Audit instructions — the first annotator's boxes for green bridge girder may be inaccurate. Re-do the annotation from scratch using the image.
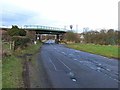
[25,28,66,34]
[24,25,67,34]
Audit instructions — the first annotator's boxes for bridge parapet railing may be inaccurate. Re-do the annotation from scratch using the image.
[24,25,66,31]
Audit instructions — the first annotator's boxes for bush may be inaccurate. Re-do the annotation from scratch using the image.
[63,31,80,43]
[2,50,12,58]
[8,25,26,36]
[19,29,26,36]
[12,36,30,50]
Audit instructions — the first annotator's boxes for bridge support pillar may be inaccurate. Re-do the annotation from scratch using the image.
[35,34,42,42]
[55,34,59,44]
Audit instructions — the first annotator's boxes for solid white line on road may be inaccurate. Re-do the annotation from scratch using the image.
[58,59,71,71]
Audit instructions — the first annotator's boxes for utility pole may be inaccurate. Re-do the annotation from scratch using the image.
[64,26,66,30]
[76,24,78,33]
[10,41,12,50]
[70,25,73,30]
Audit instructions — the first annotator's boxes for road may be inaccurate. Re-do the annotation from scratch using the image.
[38,41,119,88]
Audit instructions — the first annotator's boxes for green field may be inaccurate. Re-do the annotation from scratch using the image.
[2,42,42,88]
[67,43,119,59]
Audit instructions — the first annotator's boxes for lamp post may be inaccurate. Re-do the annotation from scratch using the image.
[76,24,78,33]
[70,25,73,30]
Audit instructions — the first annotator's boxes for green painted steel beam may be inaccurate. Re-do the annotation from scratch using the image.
[24,25,65,31]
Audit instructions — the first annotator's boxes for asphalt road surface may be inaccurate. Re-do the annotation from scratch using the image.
[39,41,119,88]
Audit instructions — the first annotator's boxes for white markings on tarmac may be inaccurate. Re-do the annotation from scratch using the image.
[103,57,107,58]
[69,54,73,56]
[62,52,65,54]
[106,68,111,71]
[73,58,118,76]
[90,54,93,55]
[97,67,101,70]
[98,63,102,66]
[74,59,77,60]
[48,51,71,71]
[72,78,77,82]
[50,45,119,83]
[104,73,120,83]
[49,58,57,71]
[58,59,71,71]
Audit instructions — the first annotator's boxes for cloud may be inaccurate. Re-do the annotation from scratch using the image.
[2,10,37,25]
[0,0,119,31]
[1,0,38,26]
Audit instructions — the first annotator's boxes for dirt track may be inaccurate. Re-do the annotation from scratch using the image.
[21,52,52,88]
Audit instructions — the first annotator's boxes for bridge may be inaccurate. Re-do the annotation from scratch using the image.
[1,25,67,43]
[23,25,67,34]
[23,25,67,43]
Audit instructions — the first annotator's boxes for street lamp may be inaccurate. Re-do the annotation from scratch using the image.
[70,25,73,30]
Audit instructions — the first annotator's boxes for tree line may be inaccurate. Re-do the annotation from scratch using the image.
[63,29,120,45]
[82,29,120,45]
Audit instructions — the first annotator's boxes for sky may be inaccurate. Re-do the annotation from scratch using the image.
[0,0,119,32]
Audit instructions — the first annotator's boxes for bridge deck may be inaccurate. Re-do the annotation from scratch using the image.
[24,25,66,32]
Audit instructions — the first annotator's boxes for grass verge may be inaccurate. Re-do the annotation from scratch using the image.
[2,42,42,88]
[66,43,119,59]
[14,42,42,56]
[2,56,23,88]
[0,40,2,89]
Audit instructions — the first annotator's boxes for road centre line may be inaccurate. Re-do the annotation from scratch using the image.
[53,55,71,71]
[58,59,71,70]
[48,51,71,71]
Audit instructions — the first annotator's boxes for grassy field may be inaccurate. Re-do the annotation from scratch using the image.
[67,43,119,59]
[2,42,42,88]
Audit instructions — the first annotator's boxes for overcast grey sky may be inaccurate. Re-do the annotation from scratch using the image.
[0,0,119,32]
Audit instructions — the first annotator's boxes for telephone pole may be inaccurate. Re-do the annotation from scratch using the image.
[76,24,78,33]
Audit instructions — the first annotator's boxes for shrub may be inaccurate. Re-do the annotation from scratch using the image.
[8,25,26,36]
[12,36,30,50]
